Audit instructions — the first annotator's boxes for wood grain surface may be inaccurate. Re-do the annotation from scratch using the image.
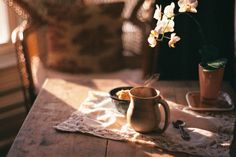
[6,74,236,157]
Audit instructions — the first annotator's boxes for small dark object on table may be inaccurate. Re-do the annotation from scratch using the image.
[172,120,191,141]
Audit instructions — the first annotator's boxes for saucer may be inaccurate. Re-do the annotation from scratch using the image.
[186,91,234,111]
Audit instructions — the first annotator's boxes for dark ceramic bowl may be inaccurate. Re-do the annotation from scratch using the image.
[109,86,133,115]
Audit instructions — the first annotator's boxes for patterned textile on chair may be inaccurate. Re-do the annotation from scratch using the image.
[22,1,125,73]
[7,0,154,74]
[24,0,154,73]
[45,2,125,73]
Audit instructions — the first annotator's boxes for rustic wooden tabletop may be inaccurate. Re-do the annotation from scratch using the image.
[6,72,236,157]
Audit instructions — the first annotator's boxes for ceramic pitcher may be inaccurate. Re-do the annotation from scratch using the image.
[127,86,170,133]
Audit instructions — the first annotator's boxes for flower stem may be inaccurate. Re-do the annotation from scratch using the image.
[176,12,207,45]
[163,36,171,40]
[160,19,171,40]
[185,13,207,45]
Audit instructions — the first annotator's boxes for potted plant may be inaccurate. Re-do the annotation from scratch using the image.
[147,0,227,103]
[198,45,227,103]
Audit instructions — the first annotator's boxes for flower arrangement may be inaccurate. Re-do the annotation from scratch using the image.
[147,0,227,71]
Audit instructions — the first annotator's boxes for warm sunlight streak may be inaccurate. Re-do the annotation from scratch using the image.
[43,79,90,109]
[0,1,10,44]
[164,99,219,135]
[42,78,131,110]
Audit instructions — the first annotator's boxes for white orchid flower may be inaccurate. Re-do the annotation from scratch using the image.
[151,29,160,38]
[168,33,181,48]
[178,0,198,13]
[164,2,175,19]
[156,18,175,34]
[153,4,162,20]
[148,33,157,47]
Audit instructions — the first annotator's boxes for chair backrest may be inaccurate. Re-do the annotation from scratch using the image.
[7,0,155,108]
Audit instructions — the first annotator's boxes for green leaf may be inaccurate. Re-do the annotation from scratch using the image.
[199,45,220,64]
[207,58,228,69]
[200,58,227,72]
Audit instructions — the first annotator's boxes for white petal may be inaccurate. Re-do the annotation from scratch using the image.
[153,5,162,20]
[168,33,181,48]
[178,0,198,13]
[190,8,197,13]
[164,2,175,18]
[164,19,175,33]
[148,35,157,47]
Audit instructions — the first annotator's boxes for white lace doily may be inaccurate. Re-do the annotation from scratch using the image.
[54,91,236,157]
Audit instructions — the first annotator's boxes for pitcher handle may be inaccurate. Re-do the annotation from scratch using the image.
[156,98,170,133]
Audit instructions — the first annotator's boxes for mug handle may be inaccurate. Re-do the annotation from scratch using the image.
[155,98,170,133]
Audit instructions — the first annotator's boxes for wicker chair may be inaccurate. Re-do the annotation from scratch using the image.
[6,0,155,110]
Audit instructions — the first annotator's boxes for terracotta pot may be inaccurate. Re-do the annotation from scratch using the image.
[198,64,224,103]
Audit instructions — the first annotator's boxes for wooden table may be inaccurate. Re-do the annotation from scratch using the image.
[6,71,236,157]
